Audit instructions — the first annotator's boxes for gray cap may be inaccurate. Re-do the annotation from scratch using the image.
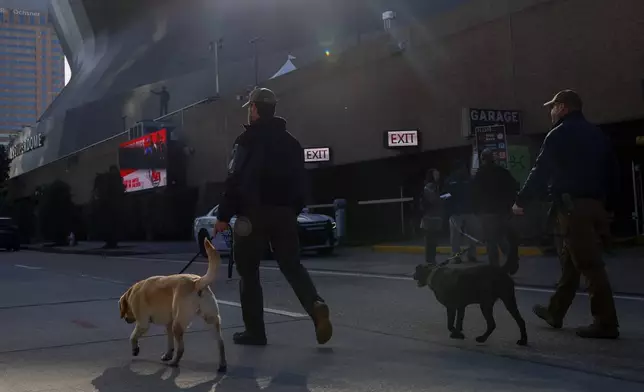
[242,87,278,108]
[543,89,583,110]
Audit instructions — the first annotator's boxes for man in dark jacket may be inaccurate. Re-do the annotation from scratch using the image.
[471,149,519,272]
[215,88,332,346]
[512,90,620,339]
[444,161,478,263]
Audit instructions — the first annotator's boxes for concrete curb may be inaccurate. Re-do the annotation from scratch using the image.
[23,246,155,257]
[372,245,544,257]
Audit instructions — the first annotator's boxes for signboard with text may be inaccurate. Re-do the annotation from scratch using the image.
[304,147,331,163]
[474,124,509,168]
[465,108,522,137]
[8,133,45,160]
[383,129,421,149]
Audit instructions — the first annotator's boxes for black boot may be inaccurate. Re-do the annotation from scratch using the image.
[312,301,333,345]
[576,324,619,339]
[233,331,267,346]
[533,305,563,329]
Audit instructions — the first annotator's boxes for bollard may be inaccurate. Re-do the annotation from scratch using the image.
[333,199,347,245]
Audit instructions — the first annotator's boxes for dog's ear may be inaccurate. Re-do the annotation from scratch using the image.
[119,288,131,319]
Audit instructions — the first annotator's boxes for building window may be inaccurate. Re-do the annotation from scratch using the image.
[0,116,37,123]
[0,108,37,115]
[0,75,36,82]
[0,92,34,98]
[0,68,37,75]
[1,43,36,50]
[0,36,37,42]
[3,28,35,34]
[0,51,35,58]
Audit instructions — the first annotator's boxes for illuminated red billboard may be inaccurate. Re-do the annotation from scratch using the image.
[118,129,168,193]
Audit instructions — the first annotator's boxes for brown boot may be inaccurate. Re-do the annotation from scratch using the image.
[532,305,563,329]
[312,301,333,344]
[576,324,619,339]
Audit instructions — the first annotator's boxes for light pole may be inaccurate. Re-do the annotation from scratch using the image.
[249,36,262,87]
[209,38,223,96]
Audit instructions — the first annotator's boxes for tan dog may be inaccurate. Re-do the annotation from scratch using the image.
[119,238,227,371]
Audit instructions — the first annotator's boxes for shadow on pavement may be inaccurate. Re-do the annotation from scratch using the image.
[90,347,330,392]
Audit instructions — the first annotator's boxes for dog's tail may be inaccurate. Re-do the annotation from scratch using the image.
[196,237,221,291]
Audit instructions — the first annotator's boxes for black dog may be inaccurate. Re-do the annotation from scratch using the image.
[413,262,528,346]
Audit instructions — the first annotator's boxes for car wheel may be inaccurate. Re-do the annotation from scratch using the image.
[317,247,334,256]
[198,230,209,257]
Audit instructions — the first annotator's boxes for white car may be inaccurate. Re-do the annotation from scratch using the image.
[193,205,338,257]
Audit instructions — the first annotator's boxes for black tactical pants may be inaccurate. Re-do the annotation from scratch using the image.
[234,206,324,336]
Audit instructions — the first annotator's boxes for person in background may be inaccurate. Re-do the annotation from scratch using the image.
[444,161,478,263]
[512,89,620,339]
[471,148,520,273]
[214,87,332,346]
[419,168,442,264]
[152,86,170,117]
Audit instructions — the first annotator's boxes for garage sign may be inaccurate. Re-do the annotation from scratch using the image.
[463,108,522,137]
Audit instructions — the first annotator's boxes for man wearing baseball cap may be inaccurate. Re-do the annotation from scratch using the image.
[214,87,332,346]
[512,90,620,339]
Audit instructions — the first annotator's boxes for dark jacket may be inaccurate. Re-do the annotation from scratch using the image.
[443,169,474,216]
[420,181,442,218]
[217,117,307,222]
[471,162,519,214]
[516,111,619,210]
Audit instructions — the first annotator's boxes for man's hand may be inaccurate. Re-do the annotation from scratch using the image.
[214,220,230,234]
[512,203,525,216]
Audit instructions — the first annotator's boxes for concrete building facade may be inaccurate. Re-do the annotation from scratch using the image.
[6,0,644,241]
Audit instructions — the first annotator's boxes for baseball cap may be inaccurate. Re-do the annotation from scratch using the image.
[242,87,278,108]
[543,89,583,109]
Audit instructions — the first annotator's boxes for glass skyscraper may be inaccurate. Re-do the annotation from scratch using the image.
[0,6,64,146]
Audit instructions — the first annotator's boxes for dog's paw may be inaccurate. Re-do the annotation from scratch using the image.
[217,364,228,373]
[475,335,488,343]
[449,331,465,340]
[132,347,140,357]
[516,338,528,346]
[161,350,174,362]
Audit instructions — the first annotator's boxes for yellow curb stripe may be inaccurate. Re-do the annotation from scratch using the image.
[372,245,543,257]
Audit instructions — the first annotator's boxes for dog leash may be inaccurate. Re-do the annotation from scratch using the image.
[178,229,235,277]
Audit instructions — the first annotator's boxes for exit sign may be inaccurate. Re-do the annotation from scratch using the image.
[304,147,331,163]
[383,129,421,149]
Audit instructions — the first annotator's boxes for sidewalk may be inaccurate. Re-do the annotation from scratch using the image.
[290,247,644,297]
[23,241,196,256]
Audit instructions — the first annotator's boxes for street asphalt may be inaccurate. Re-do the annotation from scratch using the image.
[1,249,643,391]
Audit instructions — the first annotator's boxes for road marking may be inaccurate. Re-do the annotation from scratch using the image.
[217,300,308,319]
[14,264,42,270]
[80,274,126,285]
[112,256,644,302]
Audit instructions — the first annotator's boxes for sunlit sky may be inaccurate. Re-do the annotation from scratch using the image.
[64,56,71,85]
